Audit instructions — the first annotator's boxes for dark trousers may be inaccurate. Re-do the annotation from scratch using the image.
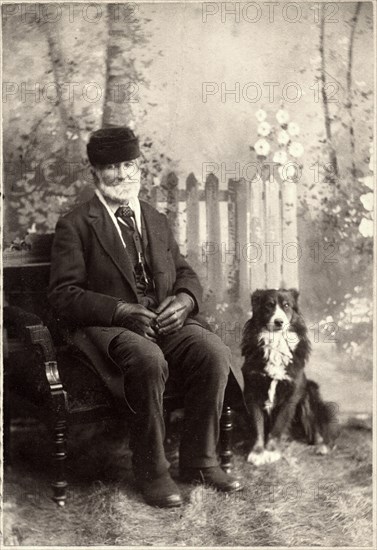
[108,321,231,480]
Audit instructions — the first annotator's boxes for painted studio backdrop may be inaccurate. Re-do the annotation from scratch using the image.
[2,2,375,547]
[3,3,373,425]
[3,2,374,415]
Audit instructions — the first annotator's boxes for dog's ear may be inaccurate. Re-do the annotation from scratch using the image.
[251,289,264,312]
[289,288,300,309]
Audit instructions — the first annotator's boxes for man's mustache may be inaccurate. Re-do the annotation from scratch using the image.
[104,179,140,185]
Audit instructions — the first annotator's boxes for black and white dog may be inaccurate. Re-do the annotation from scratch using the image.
[242,289,335,466]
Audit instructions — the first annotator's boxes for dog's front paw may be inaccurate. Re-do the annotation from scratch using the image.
[264,449,282,463]
[247,447,281,466]
[247,446,265,466]
[316,443,330,455]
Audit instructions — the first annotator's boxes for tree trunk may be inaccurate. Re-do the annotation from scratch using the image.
[39,9,84,163]
[319,6,339,179]
[346,2,362,177]
[102,4,145,128]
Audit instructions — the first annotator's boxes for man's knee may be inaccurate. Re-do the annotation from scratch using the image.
[194,332,232,380]
[110,332,168,380]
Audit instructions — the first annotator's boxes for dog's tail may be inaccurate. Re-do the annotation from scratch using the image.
[293,380,339,445]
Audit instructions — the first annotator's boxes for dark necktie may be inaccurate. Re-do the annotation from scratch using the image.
[115,205,135,230]
[115,204,151,289]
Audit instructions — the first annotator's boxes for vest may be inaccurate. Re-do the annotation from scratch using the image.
[116,214,158,308]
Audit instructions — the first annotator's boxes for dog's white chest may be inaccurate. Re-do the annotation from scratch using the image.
[259,330,299,413]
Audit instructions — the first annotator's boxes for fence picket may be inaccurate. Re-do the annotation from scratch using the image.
[281,180,299,288]
[249,177,265,291]
[186,173,200,268]
[236,178,249,305]
[164,172,179,239]
[265,176,282,289]
[227,179,238,300]
[205,173,223,301]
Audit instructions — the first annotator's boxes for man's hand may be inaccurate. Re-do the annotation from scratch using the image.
[155,292,195,335]
[112,302,158,342]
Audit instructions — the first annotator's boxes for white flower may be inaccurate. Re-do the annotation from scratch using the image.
[288,122,300,136]
[277,130,290,145]
[360,192,374,211]
[257,121,271,136]
[288,141,304,158]
[273,150,288,165]
[255,109,267,122]
[358,218,373,237]
[254,139,270,157]
[276,109,289,125]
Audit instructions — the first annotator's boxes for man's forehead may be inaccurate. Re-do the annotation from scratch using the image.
[96,159,140,169]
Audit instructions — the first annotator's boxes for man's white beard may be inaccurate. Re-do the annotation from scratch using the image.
[97,180,141,204]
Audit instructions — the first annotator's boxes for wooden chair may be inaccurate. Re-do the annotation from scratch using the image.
[3,234,234,507]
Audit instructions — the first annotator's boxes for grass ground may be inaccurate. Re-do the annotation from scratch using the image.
[2,345,374,547]
[2,424,373,547]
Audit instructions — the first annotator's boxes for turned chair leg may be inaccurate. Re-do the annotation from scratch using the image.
[51,417,68,507]
[219,405,233,473]
[22,325,69,506]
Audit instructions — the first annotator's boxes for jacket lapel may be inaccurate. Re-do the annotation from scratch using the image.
[88,196,138,299]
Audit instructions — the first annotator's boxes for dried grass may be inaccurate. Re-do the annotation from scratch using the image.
[3,423,372,547]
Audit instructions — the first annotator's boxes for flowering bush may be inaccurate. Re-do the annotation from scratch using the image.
[358,142,374,238]
[251,107,304,174]
[300,136,374,373]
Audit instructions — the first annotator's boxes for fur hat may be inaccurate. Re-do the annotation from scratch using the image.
[87,126,140,165]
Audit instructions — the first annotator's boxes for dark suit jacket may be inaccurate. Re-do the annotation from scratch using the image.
[49,194,244,410]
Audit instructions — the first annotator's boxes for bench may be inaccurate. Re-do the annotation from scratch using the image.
[3,233,234,507]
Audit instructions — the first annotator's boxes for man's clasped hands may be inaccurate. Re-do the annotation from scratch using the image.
[112,292,195,341]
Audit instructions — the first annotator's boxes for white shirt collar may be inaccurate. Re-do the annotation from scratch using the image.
[95,189,142,237]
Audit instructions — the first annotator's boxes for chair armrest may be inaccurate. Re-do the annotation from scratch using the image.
[24,325,67,406]
[3,305,44,338]
[4,305,68,412]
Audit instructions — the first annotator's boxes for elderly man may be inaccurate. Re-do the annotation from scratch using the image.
[49,127,244,507]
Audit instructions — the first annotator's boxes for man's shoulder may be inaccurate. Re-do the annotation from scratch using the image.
[140,199,167,222]
[59,194,98,224]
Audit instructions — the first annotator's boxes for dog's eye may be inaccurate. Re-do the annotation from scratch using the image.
[283,303,290,310]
